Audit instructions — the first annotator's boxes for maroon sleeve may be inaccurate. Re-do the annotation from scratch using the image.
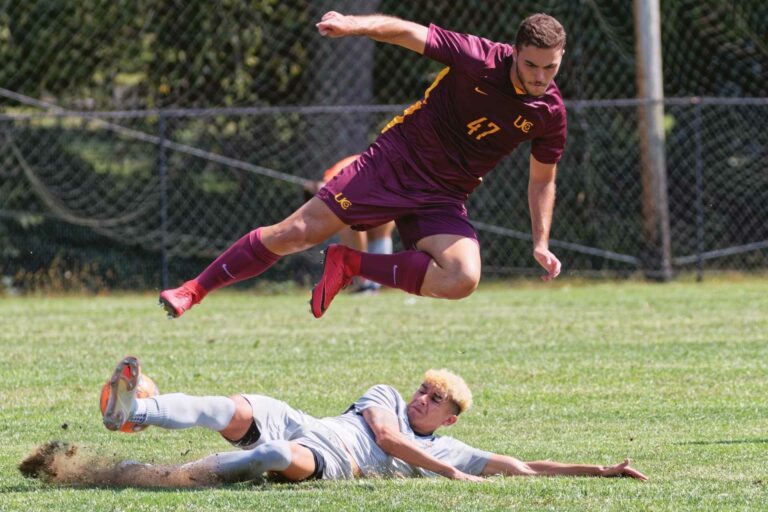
[531,106,567,164]
[423,23,493,71]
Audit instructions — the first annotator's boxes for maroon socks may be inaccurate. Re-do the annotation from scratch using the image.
[189,231,431,299]
[357,250,432,295]
[194,228,281,295]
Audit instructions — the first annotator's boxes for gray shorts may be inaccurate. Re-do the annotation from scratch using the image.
[237,394,355,480]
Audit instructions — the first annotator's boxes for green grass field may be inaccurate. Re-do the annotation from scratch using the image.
[1,277,766,511]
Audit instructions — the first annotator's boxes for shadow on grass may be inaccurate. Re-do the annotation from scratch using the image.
[674,439,768,446]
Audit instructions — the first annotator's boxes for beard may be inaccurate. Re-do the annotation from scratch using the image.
[514,62,547,96]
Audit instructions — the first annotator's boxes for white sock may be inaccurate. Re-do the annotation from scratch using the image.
[129,393,236,431]
[368,237,392,255]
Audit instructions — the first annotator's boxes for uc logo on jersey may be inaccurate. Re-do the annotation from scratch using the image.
[514,115,534,133]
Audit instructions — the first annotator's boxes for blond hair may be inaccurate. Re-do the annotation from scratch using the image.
[423,369,473,414]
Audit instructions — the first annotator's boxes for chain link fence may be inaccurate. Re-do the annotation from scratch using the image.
[0,1,766,291]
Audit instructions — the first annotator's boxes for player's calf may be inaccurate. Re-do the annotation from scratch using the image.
[181,441,294,483]
[158,228,282,319]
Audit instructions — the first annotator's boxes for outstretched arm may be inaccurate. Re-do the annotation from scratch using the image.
[528,154,561,281]
[481,454,648,481]
[362,407,483,481]
[316,11,428,54]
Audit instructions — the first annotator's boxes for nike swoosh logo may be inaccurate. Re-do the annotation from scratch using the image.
[222,263,235,279]
[392,264,398,286]
[474,86,488,96]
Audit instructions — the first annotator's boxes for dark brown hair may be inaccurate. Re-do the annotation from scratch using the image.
[515,13,566,50]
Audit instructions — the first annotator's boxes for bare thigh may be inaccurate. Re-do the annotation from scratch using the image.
[260,197,347,255]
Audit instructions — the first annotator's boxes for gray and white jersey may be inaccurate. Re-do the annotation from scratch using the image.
[321,385,491,477]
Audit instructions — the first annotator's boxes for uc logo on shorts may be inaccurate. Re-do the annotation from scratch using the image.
[334,193,352,210]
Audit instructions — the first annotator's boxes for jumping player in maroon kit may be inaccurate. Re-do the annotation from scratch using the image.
[160,11,567,319]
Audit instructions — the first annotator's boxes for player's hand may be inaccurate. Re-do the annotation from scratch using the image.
[316,11,355,38]
[601,459,648,481]
[533,246,561,281]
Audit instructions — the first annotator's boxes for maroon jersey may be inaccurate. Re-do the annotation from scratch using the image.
[377,24,567,197]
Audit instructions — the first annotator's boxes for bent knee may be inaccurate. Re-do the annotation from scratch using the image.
[252,440,292,471]
[265,221,314,253]
[219,395,254,440]
[443,268,480,299]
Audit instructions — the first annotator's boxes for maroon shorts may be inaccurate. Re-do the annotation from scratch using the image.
[316,143,477,250]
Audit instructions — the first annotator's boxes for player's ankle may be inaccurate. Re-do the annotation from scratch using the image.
[129,398,147,424]
[186,279,208,301]
[342,246,362,275]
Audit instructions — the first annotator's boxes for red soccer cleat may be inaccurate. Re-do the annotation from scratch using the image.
[159,280,206,319]
[310,244,358,318]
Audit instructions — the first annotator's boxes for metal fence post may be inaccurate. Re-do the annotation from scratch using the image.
[634,0,673,281]
[158,112,169,290]
[693,100,704,281]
